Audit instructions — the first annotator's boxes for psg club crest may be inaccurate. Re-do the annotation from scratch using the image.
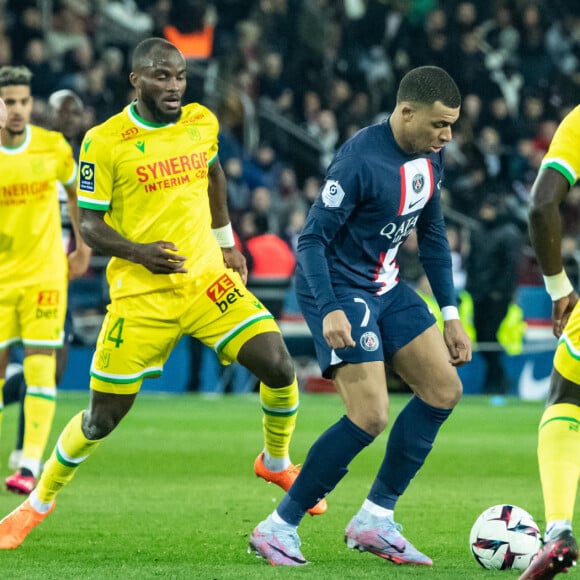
[412,174,425,193]
[360,332,379,352]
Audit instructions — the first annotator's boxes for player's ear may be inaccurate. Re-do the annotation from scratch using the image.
[129,72,139,90]
[400,102,415,122]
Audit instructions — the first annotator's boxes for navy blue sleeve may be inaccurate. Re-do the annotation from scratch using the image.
[416,193,456,309]
[297,154,362,317]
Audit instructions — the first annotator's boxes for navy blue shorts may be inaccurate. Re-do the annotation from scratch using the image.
[297,282,436,378]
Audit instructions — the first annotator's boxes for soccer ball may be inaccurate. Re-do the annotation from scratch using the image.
[469,504,541,570]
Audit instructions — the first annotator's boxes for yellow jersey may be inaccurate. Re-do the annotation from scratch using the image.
[77,101,224,300]
[541,104,580,186]
[0,124,76,285]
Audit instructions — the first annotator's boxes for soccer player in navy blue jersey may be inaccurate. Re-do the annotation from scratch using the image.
[250,65,473,567]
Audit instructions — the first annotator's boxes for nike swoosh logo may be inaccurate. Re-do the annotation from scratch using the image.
[378,534,405,553]
[268,542,307,564]
[409,199,424,209]
[518,360,550,401]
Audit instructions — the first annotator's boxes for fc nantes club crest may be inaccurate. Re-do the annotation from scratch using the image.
[186,126,201,142]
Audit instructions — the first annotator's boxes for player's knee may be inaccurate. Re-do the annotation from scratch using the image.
[82,409,121,440]
[357,416,388,437]
[432,377,463,409]
[545,371,580,406]
[260,349,295,388]
[238,335,295,387]
[351,408,389,437]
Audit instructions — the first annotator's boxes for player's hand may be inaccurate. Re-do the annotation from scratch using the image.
[552,291,578,338]
[67,244,92,280]
[132,241,188,274]
[443,319,472,367]
[222,246,248,284]
[322,310,356,349]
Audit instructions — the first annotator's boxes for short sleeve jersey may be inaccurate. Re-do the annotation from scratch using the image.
[77,102,223,299]
[540,104,580,186]
[0,125,76,285]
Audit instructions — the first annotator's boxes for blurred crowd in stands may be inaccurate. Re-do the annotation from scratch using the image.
[2,0,580,391]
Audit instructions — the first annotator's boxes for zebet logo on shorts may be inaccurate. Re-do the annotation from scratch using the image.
[207,273,245,313]
[36,290,60,319]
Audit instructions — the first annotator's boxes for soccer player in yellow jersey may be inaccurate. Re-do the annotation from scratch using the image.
[0,37,325,550]
[0,66,91,495]
[519,105,580,580]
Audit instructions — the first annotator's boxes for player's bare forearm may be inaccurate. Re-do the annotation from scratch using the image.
[528,168,570,276]
[79,207,187,274]
[207,159,231,228]
[65,183,84,243]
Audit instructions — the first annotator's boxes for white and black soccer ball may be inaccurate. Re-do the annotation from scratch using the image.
[469,504,542,571]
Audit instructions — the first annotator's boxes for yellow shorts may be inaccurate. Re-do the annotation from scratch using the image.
[555,301,580,383]
[0,280,67,350]
[90,269,280,394]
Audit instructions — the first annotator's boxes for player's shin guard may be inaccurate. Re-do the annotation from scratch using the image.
[35,411,102,503]
[21,354,57,476]
[538,403,580,522]
[260,379,299,459]
[369,396,452,509]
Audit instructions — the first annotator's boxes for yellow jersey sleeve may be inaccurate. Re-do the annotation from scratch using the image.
[77,102,225,299]
[0,125,75,285]
[541,105,580,186]
[77,128,114,211]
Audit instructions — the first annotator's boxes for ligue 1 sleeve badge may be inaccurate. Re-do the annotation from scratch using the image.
[79,161,95,193]
[321,179,345,208]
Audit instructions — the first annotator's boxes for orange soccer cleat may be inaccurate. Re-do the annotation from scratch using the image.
[254,452,328,516]
[0,498,55,549]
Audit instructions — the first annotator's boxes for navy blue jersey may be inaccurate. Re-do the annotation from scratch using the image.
[296,118,455,318]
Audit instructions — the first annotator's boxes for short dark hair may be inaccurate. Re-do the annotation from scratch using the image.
[396,66,461,108]
[0,66,32,89]
[131,37,180,71]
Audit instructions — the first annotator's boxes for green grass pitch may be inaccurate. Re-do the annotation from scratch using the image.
[0,391,568,579]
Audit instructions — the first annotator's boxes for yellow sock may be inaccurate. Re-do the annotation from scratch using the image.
[36,411,101,503]
[260,378,299,459]
[538,403,580,522]
[21,354,57,476]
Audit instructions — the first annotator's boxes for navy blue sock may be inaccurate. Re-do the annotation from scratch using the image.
[3,371,26,449]
[368,396,452,510]
[277,415,374,526]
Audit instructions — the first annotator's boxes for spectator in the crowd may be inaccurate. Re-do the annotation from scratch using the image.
[518,3,551,92]
[465,193,524,395]
[476,125,508,190]
[257,50,293,116]
[486,95,520,146]
[250,186,279,235]
[301,175,322,207]
[245,141,284,192]
[21,38,59,99]
[308,109,339,172]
